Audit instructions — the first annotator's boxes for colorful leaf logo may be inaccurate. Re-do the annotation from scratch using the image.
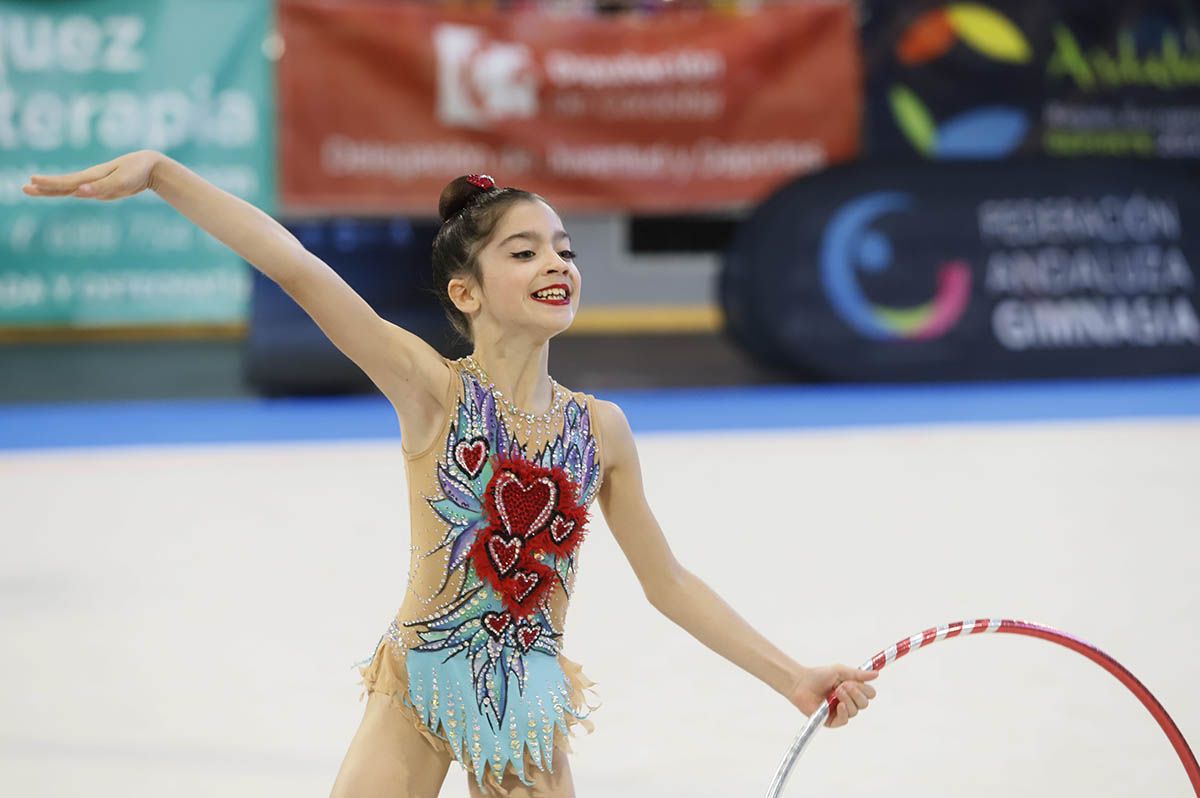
[897,3,1031,65]
[888,85,937,155]
[890,3,1032,159]
[936,108,1030,157]
[897,9,957,65]
[945,3,1031,63]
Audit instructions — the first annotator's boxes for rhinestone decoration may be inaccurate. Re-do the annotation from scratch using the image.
[462,355,566,442]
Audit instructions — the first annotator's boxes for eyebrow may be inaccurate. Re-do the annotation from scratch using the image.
[497,230,571,247]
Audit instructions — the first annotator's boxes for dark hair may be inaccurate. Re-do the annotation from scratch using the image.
[431,176,542,342]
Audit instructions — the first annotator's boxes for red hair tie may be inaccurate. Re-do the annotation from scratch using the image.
[466,174,497,190]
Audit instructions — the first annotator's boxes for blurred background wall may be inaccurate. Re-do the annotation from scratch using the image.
[2,0,1199,400]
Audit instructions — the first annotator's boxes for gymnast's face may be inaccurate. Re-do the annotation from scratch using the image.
[462,199,581,340]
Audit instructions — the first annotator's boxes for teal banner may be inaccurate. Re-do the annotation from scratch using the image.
[0,0,275,329]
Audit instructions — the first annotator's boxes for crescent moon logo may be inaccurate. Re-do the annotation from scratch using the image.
[820,191,971,341]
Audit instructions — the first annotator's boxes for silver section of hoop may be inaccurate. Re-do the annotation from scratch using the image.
[762,700,830,798]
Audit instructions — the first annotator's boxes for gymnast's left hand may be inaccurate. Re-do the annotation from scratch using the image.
[788,664,878,728]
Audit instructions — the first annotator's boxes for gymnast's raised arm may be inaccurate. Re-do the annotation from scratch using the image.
[22,150,450,422]
[593,398,878,729]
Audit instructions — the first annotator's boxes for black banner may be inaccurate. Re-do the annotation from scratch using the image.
[863,0,1200,160]
[720,159,1200,381]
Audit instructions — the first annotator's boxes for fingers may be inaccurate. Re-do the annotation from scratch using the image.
[838,677,876,701]
[842,682,872,709]
[74,171,128,200]
[838,664,878,681]
[825,693,850,728]
[823,672,878,728]
[31,161,116,190]
[22,181,76,197]
[838,684,861,716]
[25,162,117,197]
[823,686,855,727]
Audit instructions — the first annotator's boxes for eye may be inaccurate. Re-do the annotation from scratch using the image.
[510,250,536,259]
[559,249,577,261]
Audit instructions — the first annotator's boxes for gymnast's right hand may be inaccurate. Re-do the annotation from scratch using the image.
[23,150,161,202]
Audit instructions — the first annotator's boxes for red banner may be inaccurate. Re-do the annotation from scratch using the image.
[278,0,861,214]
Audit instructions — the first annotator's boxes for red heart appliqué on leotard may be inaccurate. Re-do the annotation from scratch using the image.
[494,470,557,539]
[482,610,511,639]
[548,514,575,545]
[468,455,591,619]
[516,622,541,652]
[511,570,541,602]
[486,534,522,577]
[454,437,489,479]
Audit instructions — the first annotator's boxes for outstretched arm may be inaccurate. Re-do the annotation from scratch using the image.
[23,151,448,414]
[593,399,877,727]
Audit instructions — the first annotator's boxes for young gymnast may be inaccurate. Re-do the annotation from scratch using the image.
[25,153,878,798]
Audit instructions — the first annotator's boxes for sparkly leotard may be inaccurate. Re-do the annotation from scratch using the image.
[357,356,604,792]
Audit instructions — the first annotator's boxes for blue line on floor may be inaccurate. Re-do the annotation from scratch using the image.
[1,377,1197,451]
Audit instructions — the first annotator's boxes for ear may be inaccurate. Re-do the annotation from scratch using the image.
[448,274,482,316]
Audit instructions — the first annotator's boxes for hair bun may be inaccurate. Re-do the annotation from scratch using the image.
[438,174,499,222]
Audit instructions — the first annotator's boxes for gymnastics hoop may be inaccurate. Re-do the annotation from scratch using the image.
[764,618,1199,798]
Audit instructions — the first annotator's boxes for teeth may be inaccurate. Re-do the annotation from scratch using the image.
[533,288,567,300]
